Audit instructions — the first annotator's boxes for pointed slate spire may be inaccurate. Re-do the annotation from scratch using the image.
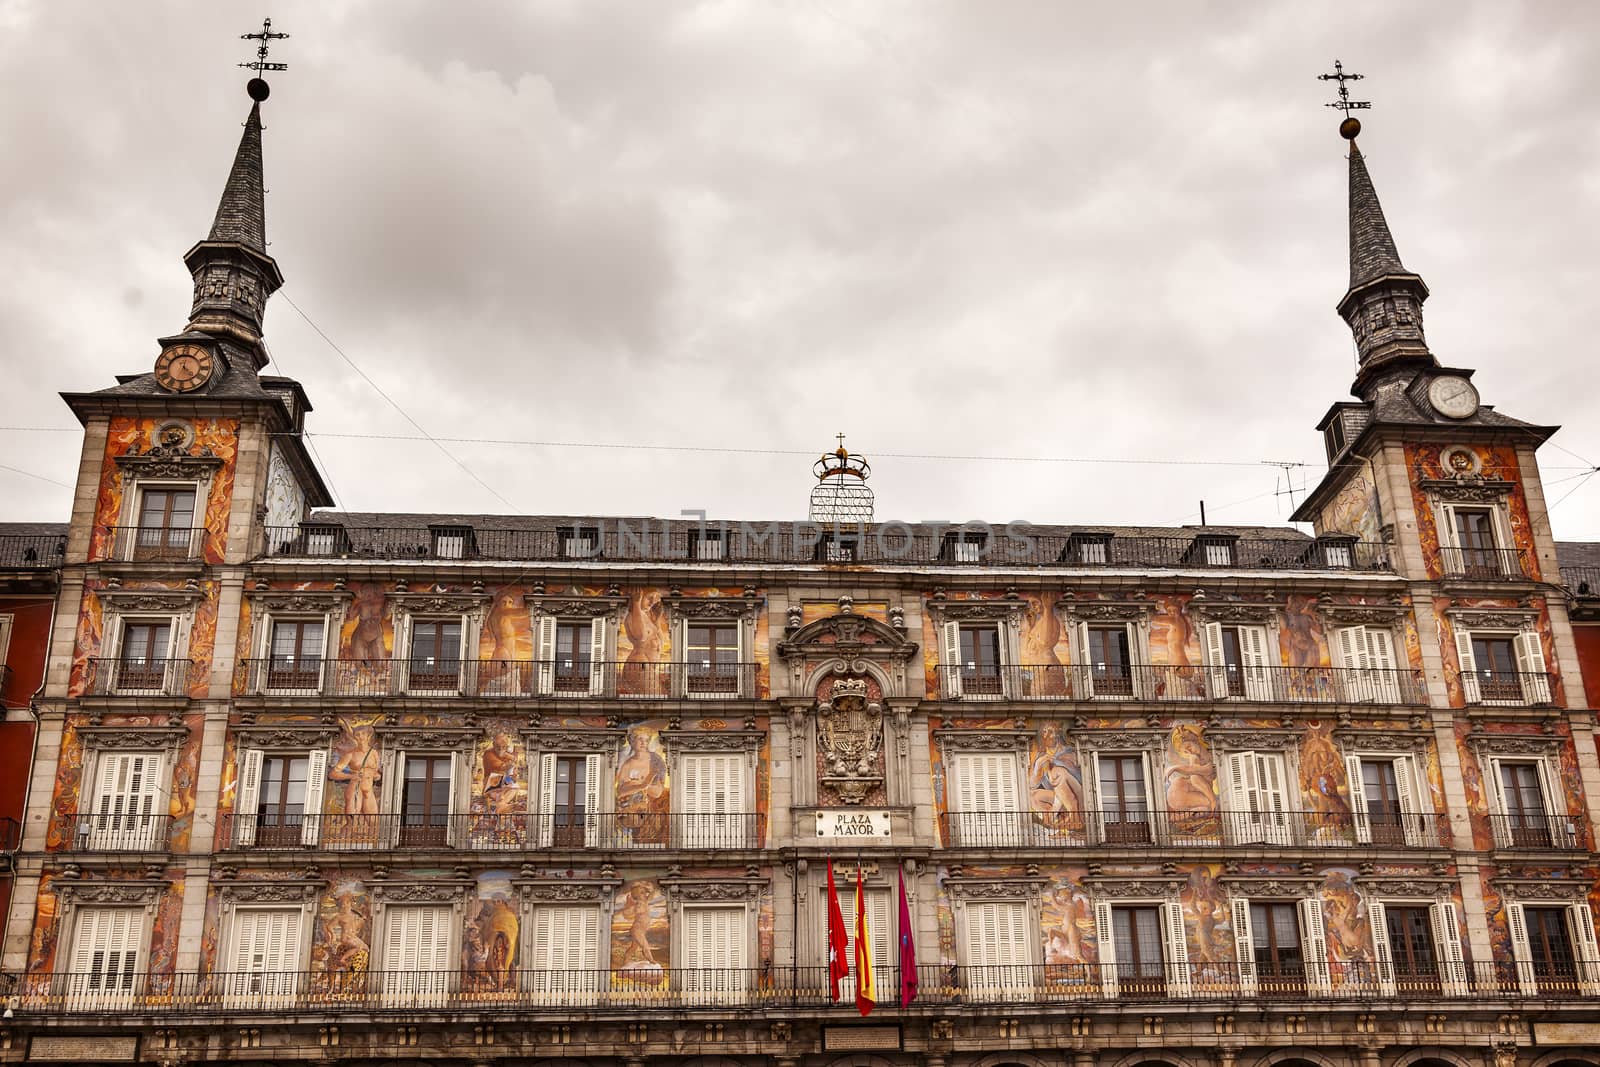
[1347,143,1406,289]
[181,93,284,367]
[207,101,268,253]
[1334,122,1435,390]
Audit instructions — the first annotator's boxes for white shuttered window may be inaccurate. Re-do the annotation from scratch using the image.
[965,900,1031,1000]
[679,753,746,849]
[382,905,454,1006]
[87,751,165,850]
[683,905,748,1002]
[835,886,893,1004]
[1223,751,1291,845]
[228,907,303,1001]
[66,906,143,1004]
[529,904,602,1003]
[1335,625,1401,703]
[951,751,1024,846]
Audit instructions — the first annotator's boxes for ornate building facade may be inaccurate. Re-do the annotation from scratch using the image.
[2,69,1600,1067]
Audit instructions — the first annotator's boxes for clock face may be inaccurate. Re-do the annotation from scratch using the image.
[1427,375,1479,420]
[154,343,216,393]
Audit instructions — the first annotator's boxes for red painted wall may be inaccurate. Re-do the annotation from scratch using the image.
[1575,622,1600,712]
[0,594,50,923]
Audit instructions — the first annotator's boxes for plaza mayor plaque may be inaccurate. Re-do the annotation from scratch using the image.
[814,809,891,840]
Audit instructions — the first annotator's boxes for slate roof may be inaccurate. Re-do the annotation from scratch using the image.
[206,101,267,253]
[1348,143,1411,290]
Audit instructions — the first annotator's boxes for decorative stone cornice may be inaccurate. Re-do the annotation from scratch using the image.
[513,880,619,905]
[935,728,1032,753]
[1493,878,1588,902]
[525,593,628,618]
[1186,591,1282,625]
[97,585,205,610]
[661,728,763,754]
[926,598,1022,623]
[77,725,189,751]
[1056,595,1150,622]
[1419,476,1516,504]
[371,880,473,904]
[664,592,764,621]
[245,589,351,613]
[1445,604,1537,630]
[1335,729,1431,754]
[1073,726,1165,751]
[1205,726,1299,751]
[114,441,224,480]
[1358,877,1454,901]
[57,879,166,906]
[219,879,326,904]
[523,725,625,750]
[1468,732,1560,757]
[1316,592,1408,626]
[1083,877,1184,899]
[391,590,492,616]
[946,877,1047,900]
[663,879,764,902]
[234,725,338,750]
[1220,876,1321,896]
[375,723,480,749]
[776,612,917,662]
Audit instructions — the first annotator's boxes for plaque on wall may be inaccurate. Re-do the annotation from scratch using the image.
[815,809,892,840]
[823,1023,902,1051]
[29,1036,139,1062]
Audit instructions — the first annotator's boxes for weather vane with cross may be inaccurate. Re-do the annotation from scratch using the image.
[239,17,289,102]
[1318,60,1370,141]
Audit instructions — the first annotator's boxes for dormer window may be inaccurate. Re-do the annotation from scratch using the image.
[429,525,474,560]
[560,526,600,559]
[689,528,725,560]
[817,533,858,562]
[301,524,349,556]
[1064,533,1112,565]
[939,531,987,563]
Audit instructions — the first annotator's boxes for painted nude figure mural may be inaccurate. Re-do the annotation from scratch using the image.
[329,719,382,843]
[612,879,668,988]
[1028,724,1083,835]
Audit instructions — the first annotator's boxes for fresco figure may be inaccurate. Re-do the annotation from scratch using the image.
[329,721,382,844]
[344,584,387,662]
[1028,724,1083,835]
[614,725,669,843]
[462,874,518,993]
[613,880,668,987]
[481,733,524,815]
[315,884,370,997]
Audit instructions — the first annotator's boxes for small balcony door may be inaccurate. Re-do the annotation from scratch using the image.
[399,755,454,847]
[1451,507,1501,577]
[951,751,1025,846]
[965,899,1030,1001]
[225,907,303,1006]
[685,621,741,697]
[257,755,309,847]
[267,619,325,693]
[1224,751,1291,845]
[956,622,1004,698]
[535,617,606,696]
[682,904,748,1004]
[679,753,746,849]
[381,905,454,1006]
[133,487,196,560]
[1492,759,1556,848]
[1092,753,1151,844]
[87,751,164,850]
[833,885,892,1006]
[1203,623,1272,700]
[116,620,173,694]
[1079,623,1135,699]
[1102,905,1166,998]
[1248,901,1306,995]
[538,752,600,848]
[528,904,602,1004]
[407,620,462,692]
[64,906,143,1008]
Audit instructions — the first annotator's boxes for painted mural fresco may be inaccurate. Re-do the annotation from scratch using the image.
[1319,463,1384,546]
[326,716,383,846]
[69,578,220,698]
[88,416,237,564]
[1040,867,1095,973]
[1406,442,1540,581]
[462,871,519,992]
[311,875,371,993]
[616,723,670,843]
[1436,595,1565,709]
[43,712,203,853]
[612,878,669,989]
[1298,720,1353,840]
[25,869,186,980]
[1028,722,1085,836]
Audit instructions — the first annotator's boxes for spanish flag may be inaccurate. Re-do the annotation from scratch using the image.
[854,862,875,1015]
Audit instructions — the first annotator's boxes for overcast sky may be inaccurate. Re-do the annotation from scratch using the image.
[2,2,1597,540]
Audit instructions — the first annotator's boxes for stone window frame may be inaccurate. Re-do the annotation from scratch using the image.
[1074,727,1167,845]
[1055,597,1156,701]
[1466,731,1573,848]
[244,589,350,697]
[663,876,765,980]
[524,591,627,699]
[93,587,204,699]
[372,724,481,849]
[368,878,474,975]
[390,590,492,696]
[663,592,763,701]
[1446,607,1552,708]
[946,876,1046,978]
[214,878,324,980]
[512,878,620,976]
[1185,593,1287,703]
[50,877,167,983]
[926,596,1027,702]
[71,725,188,852]
[109,423,223,563]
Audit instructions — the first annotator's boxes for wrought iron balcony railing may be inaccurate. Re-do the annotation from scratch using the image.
[259,524,1391,572]
[16,959,1598,1015]
[85,657,196,698]
[935,663,1425,704]
[1440,546,1530,581]
[235,658,758,699]
[104,525,206,563]
[63,812,171,852]
[1487,812,1582,851]
[1462,669,1556,707]
[224,811,763,851]
[0,533,65,569]
[941,809,1444,849]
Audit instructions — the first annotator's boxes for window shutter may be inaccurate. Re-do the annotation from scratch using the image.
[1201,622,1230,699]
[1454,629,1482,704]
[380,749,404,849]
[1074,623,1094,700]
[445,751,464,847]
[1092,900,1117,998]
[1162,901,1191,998]
[1429,901,1468,996]
[235,749,263,846]
[1256,753,1291,844]
[680,754,745,849]
[1535,759,1568,847]
[232,908,302,998]
[535,615,557,696]
[165,615,189,695]
[684,905,747,1001]
[1506,902,1537,995]
[1484,758,1512,848]
[1364,627,1400,702]
[1082,754,1102,845]
[837,888,892,1003]
[536,753,557,848]
[90,751,164,850]
[1224,752,1256,844]
[531,904,603,1001]
[588,617,607,696]
[391,613,411,693]
[301,748,328,846]
[1514,631,1551,704]
[583,753,602,847]
[952,752,1022,846]
[1569,903,1600,995]
[1367,901,1395,996]
[669,616,689,698]
[1393,755,1424,847]
[966,900,1029,999]
[1240,625,1272,700]
[940,621,963,698]
[1345,755,1371,844]
[70,906,142,998]
[1298,898,1331,995]
[1335,625,1370,702]
[1231,898,1257,996]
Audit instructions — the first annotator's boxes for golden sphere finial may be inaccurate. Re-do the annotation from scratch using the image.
[1339,116,1362,141]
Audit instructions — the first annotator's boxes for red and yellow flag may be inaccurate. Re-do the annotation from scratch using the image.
[826,859,850,1001]
[854,862,875,1015]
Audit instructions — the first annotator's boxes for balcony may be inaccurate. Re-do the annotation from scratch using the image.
[14,959,1594,1016]
[223,811,763,851]
[1488,812,1581,851]
[1463,669,1555,707]
[260,523,1392,572]
[941,809,1443,849]
[0,533,65,569]
[935,663,1425,704]
[63,812,170,852]
[235,659,758,700]
[1441,546,1529,581]
[105,525,205,563]
[84,657,196,698]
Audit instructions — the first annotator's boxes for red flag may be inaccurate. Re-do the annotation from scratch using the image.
[897,865,918,1006]
[854,862,876,1015]
[826,859,850,1001]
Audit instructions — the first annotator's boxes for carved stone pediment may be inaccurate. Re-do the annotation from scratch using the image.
[1315,592,1409,626]
[1420,476,1516,504]
[663,879,764,902]
[662,729,763,754]
[97,585,204,610]
[1205,727,1299,752]
[513,880,619,905]
[665,593,763,621]
[1073,727,1165,752]
[523,726,624,750]
[1187,592,1283,625]
[1335,729,1431,754]
[375,724,480,750]
[391,590,491,616]
[220,880,326,904]
[926,598,1022,623]
[371,880,472,904]
[234,725,338,750]
[115,441,224,480]
[1358,877,1454,901]
[947,878,1047,900]
[525,593,628,618]
[78,725,189,751]
[1446,606,1537,630]
[1056,596,1150,622]
[1220,876,1321,896]
[777,613,917,662]
[57,880,166,906]
[1468,733,1559,757]
[935,729,1031,753]
[1494,878,1587,902]
[245,589,352,613]
[1083,877,1184,899]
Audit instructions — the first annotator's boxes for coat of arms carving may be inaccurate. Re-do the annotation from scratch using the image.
[817,676,884,805]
